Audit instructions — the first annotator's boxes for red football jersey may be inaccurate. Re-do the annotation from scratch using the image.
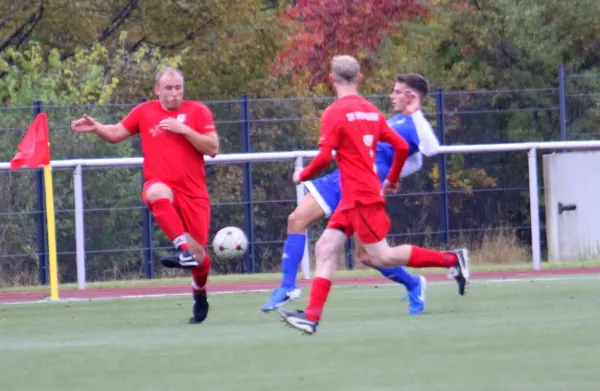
[309,95,408,210]
[120,100,216,198]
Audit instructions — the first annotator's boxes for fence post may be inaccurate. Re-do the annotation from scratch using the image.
[33,101,48,285]
[345,238,354,270]
[435,89,450,247]
[295,157,311,279]
[558,63,568,141]
[241,95,256,273]
[73,164,86,289]
[137,98,153,279]
[527,148,541,270]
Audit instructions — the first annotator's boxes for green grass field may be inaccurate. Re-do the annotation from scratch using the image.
[1,275,599,391]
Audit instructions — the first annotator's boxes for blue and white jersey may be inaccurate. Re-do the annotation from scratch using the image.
[377,114,419,183]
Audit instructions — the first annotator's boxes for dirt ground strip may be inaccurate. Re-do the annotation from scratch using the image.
[2,268,600,304]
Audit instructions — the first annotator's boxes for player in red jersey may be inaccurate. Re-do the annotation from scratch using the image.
[71,67,218,323]
[278,56,469,335]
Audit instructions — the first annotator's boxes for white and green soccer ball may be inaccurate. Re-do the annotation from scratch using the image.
[212,226,248,261]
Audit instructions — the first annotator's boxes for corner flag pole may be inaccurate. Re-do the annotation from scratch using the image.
[43,162,59,300]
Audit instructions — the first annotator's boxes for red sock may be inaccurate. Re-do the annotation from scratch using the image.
[191,254,211,295]
[150,198,189,251]
[407,246,457,268]
[305,277,332,322]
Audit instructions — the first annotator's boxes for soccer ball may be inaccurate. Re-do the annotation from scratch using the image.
[212,226,248,260]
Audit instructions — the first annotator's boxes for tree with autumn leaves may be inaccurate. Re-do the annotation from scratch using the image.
[271,0,429,90]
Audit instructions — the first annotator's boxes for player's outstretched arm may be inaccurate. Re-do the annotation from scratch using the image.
[71,115,132,144]
[296,146,334,184]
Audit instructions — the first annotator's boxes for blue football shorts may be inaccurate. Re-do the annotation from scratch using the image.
[303,169,342,218]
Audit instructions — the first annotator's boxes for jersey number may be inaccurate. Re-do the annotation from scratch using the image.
[363,135,377,172]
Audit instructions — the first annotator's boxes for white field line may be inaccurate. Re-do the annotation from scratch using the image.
[2,274,600,306]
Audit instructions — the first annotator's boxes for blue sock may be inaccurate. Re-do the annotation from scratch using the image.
[280,233,306,289]
[377,267,419,290]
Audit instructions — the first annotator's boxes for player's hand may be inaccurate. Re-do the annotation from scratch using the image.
[292,169,303,185]
[382,179,399,194]
[71,115,99,133]
[159,118,188,134]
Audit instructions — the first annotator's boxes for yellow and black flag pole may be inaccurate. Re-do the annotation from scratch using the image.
[10,112,60,300]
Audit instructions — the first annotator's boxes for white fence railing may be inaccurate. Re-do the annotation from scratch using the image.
[3,140,600,289]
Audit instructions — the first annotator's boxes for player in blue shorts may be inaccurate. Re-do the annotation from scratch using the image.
[262,74,464,315]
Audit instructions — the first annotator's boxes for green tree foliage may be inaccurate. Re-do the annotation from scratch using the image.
[0,0,286,100]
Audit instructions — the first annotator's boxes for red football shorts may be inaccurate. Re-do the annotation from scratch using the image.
[326,202,390,244]
[142,180,210,247]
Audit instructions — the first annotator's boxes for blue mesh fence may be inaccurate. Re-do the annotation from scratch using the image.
[0,71,598,286]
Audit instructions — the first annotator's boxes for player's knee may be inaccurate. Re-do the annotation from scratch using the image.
[358,252,374,267]
[359,257,374,268]
[287,209,307,233]
[355,246,372,267]
[362,248,386,268]
[314,236,334,262]
[361,239,394,268]
[145,182,173,203]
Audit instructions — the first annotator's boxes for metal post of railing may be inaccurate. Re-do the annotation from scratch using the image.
[528,148,542,270]
[73,164,86,289]
[295,157,311,279]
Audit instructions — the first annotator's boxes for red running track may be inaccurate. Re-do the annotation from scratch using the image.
[2,268,600,304]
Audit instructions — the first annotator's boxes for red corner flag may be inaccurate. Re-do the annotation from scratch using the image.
[10,113,50,170]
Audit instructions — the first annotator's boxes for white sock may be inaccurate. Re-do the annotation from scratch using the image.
[173,235,187,249]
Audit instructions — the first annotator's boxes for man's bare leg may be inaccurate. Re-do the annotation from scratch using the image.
[261,193,326,312]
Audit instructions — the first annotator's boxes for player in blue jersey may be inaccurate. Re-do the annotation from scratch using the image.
[262,73,467,315]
